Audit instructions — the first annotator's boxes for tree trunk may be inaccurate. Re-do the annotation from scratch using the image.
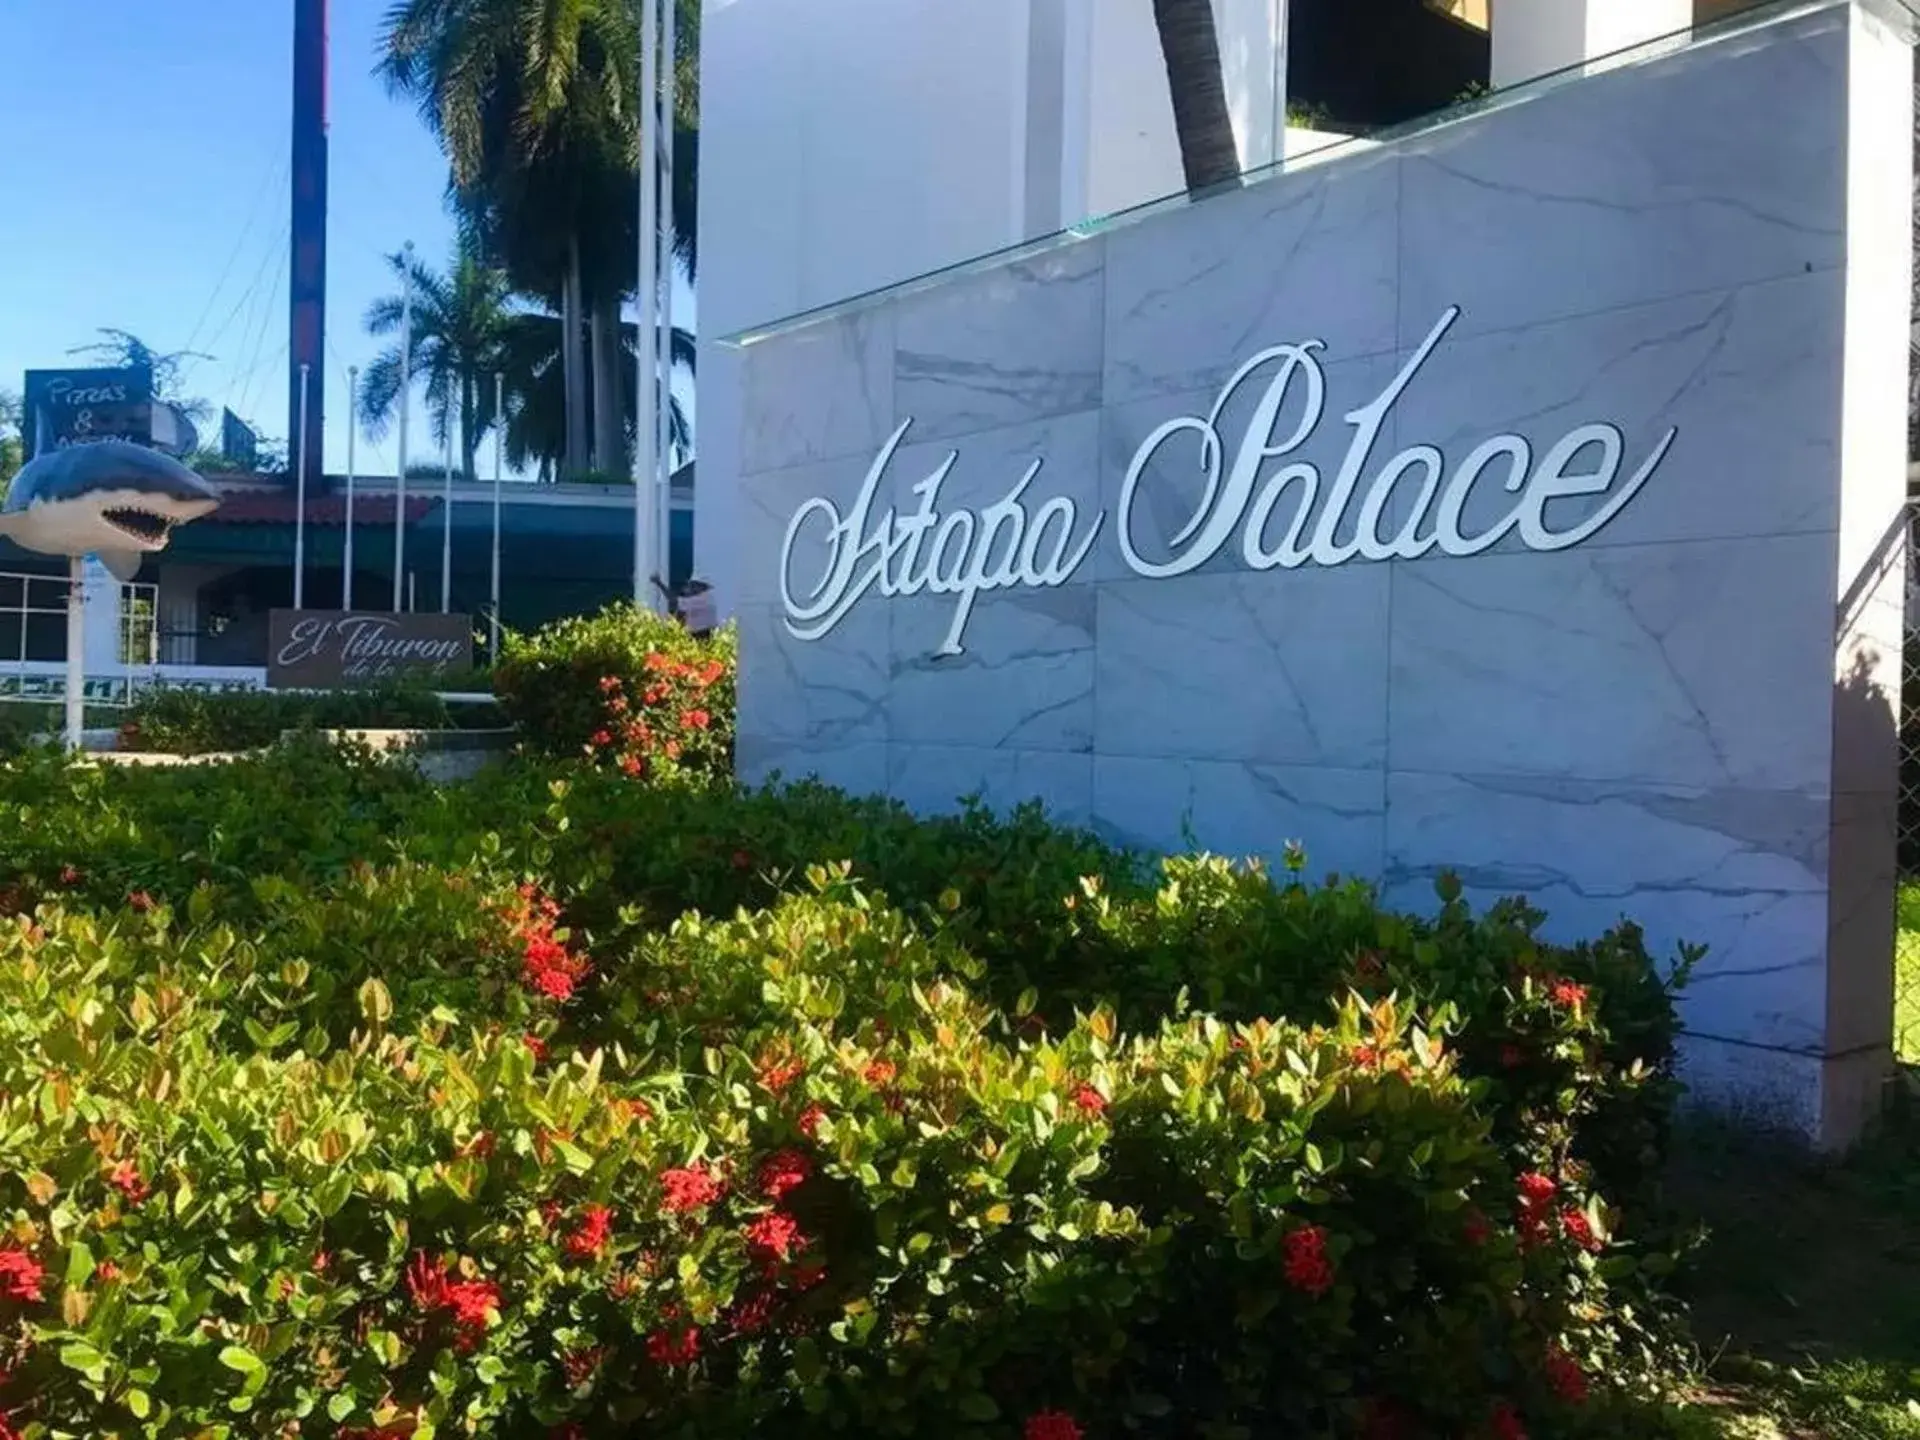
[589,296,625,477]
[461,371,478,481]
[1151,0,1242,193]
[562,235,589,477]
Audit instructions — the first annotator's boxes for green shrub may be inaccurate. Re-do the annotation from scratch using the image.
[115,685,488,755]
[493,602,735,781]
[0,702,1700,1436]
[0,877,1655,1439]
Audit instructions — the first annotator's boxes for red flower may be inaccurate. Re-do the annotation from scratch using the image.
[642,682,671,705]
[127,890,155,913]
[0,1249,44,1303]
[1351,1043,1381,1070]
[745,1211,804,1262]
[644,652,672,673]
[660,1164,723,1213]
[1070,1085,1107,1117]
[664,740,683,761]
[757,1057,805,1095]
[1516,1172,1556,1208]
[58,865,81,886]
[1544,1346,1588,1404]
[728,1286,780,1336]
[444,1276,500,1332]
[523,1033,550,1064]
[598,675,622,693]
[1499,1043,1526,1069]
[1550,979,1588,1009]
[550,1426,587,1440]
[682,709,711,731]
[620,754,644,778]
[1024,1410,1084,1440]
[797,1103,828,1139]
[1490,1402,1528,1440]
[567,1205,616,1259]
[589,729,613,748]
[646,1324,701,1367]
[521,933,591,1002]
[695,659,726,687]
[109,1159,148,1205]
[862,1059,897,1088]
[560,1346,605,1386]
[0,1414,20,1440]
[1359,1399,1414,1440]
[758,1148,813,1201]
[1282,1223,1335,1297]
[313,1250,332,1276]
[1560,1208,1602,1253]
[96,1260,121,1283]
[1462,1207,1491,1247]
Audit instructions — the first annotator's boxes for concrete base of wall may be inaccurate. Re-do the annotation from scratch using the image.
[1677,1033,1894,1151]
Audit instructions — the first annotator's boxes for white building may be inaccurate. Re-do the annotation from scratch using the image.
[695,0,1707,615]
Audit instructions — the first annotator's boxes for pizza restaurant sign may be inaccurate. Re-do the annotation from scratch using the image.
[268,610,473,688]
[779,306,1677,657]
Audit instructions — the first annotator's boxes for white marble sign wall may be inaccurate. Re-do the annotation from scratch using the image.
[731,0,1915,1147]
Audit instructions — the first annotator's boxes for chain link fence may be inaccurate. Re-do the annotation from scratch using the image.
[1900,534,1920,1062]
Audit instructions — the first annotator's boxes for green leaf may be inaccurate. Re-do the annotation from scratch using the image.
[357,978,393,1026]
[958,1392,1000,1422]
[126,1387,152,1419]
[328,1392,359,1423]
[66,1239,95,1288]
[218,1344,265,1377]
[792,1337,824,1384]
[60,1340,108,1383]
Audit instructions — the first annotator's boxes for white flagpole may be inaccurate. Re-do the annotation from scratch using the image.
[64,557,84,752]
[655,0,677,604]
[441,413,455,612]
[394,241,415,611]
[294,362,311,608]
[490,371,505,660]
[634,0,660,610]
[344,365,358,609]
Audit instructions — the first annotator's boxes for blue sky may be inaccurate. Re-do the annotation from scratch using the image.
[0,0,691,480]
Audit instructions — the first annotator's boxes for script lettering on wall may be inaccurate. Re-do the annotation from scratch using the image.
[267,610,474,689]
[778,307,1677,657]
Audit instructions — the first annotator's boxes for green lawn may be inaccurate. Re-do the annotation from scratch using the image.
[1672,1104,1920,1439]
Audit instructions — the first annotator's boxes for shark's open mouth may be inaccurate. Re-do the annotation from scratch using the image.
[102,507,174,546]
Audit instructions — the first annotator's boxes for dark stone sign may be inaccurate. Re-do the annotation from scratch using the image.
[268,610,473,689]
[22,367,154,461]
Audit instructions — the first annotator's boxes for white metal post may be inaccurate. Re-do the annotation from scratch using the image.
[490,371,505,660]
[294,362,311,609]
[441,418,455,612]
[655,0,678,603]
[63,556,84,751]
[394,240,415,611]
[634,0,660,610]
[344,365,358,609]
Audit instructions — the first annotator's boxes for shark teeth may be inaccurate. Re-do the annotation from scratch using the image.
[101,507,174,545]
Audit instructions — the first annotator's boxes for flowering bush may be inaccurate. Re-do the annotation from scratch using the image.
[0,875,1678,1439]
[0,710,1703,1437]
[492,602,735,781]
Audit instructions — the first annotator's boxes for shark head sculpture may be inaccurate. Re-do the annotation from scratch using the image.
[0,440,220,581]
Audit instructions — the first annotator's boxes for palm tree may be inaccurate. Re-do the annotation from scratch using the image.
[358,246,513,480]
[495,306,693,480]
[1151,0,1242,192]
[377,0,699,477]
